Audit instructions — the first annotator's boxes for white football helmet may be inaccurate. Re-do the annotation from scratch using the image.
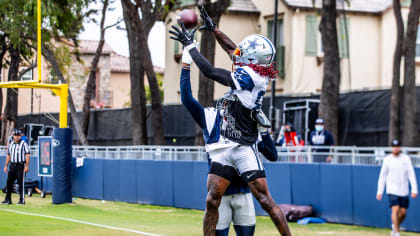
[233,34,276,66]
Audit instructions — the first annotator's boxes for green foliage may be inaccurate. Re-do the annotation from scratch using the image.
[145,73,164,104]
[0,0,92,78]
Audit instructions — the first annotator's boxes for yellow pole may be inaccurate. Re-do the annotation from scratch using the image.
[59,84,68,128]
[37,0,41,83]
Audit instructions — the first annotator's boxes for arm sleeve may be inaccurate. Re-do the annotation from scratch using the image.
[377,159,388,195]
[23,142,30,154]
[180,68,206,129]
[407,157,418,194]
[328,132,335,145]
[257,132,278,162]
[189,47,235,88]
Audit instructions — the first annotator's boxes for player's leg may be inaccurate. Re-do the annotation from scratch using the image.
[398,207,407,227]
[16,165,24,204]
[248,178,290,236]
[204,173,231,236]
[215,195,233,236]
[391,205,400,233]
[397,196,409,232]
[232,193,256,236]
[233,146,290,236]
[4,165,17,203]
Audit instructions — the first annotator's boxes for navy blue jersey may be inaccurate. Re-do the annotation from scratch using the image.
[180,68,277,195]
[309,130,334,152]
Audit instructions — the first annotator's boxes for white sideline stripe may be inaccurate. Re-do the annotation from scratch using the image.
[0,208,161,236]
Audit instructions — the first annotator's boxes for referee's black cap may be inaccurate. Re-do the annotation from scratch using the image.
[12,128,22,135]
[391,139,401,147]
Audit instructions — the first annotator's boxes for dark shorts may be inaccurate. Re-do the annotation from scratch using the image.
[388,194,409,209]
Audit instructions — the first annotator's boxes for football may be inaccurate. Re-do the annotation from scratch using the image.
[177,9,198,30]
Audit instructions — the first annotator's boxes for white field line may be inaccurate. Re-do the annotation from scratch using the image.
[0,208,162,236]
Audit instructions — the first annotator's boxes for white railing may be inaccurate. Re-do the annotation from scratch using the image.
[1,145,420,166]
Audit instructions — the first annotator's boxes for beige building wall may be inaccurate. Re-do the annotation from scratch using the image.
[110,72,131,108]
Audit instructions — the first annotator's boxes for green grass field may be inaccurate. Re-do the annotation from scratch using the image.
[0,193,419,236]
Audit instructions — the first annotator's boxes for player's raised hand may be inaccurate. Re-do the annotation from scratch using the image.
[169,22,197,47]
[198,4,216,31]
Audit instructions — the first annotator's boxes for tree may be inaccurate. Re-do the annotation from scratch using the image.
[402,0,420,147]
[0,32,8,143]
[121,0,174,145]
[389,0,404,143]
[195,0,230,145]
[81,0,121,138]
[2,46,20,144]
[0,0,91,145]
[318,0,340,142]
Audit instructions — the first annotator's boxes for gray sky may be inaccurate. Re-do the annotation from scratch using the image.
[78,1,166,68]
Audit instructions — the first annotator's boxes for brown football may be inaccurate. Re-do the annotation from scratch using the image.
[177,9,198,30]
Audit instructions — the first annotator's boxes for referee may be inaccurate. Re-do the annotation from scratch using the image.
[2,129,30,205]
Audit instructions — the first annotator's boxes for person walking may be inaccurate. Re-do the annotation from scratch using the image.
[377,140,418,236]
[2,129,30,205]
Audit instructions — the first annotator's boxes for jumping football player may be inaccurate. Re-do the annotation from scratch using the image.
[169,16,291,236]
[179,48,278,236]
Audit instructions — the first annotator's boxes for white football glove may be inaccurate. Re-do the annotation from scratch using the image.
[182,42,198,65]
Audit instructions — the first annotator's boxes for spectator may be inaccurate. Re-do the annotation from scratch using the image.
[377,140,417,236]
[19,128,28,144]
[309,118,334,162]
[276,122,304,147]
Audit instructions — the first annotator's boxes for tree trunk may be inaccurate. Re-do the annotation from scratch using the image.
[81,0,109,138]
[402,0,420,147]
[318,0,340,142]
[2,46,20,145]
[41,43,89,145]
[195,0,231,145]
[140,32,165,145]
[389,0,404,143]
[121,0,148,145]
[0,34,7,143]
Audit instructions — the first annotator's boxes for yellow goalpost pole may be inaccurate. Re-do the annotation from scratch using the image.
[0,0,69,128]
[37,0,41,83]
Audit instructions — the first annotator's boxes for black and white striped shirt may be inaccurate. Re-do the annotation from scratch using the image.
[8,141,30,163]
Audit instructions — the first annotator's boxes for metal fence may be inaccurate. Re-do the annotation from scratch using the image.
[1,145,420,166]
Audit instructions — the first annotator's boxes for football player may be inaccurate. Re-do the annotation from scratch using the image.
[170,20,291,235]
[179,49,278,236]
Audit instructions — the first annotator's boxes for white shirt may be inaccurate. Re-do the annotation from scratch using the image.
[203,108,239,153]
[377,153,418,197]
[230,66,268,110]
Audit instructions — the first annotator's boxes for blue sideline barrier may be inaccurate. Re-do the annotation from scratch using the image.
[352,165,389,228]
[320,164,353,224]
[1,155,419,232]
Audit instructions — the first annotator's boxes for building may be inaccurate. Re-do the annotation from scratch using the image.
[163,0,419,104]
[0,40,164,116]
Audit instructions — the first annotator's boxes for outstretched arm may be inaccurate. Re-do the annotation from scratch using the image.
[199,4,236,57]
[258,131,278,162]
[180,65,206,129]
[213,28,236,58]
[169,23,235,89]
[188,46,235,88]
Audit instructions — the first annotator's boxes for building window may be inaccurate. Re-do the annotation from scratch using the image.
[267,18,285,78]
[20,67,33,81]
[305,15,318,57]
[306,15,349,58]
[416,25,420,58]
[402,0,411,7]
[338,16,350,58]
